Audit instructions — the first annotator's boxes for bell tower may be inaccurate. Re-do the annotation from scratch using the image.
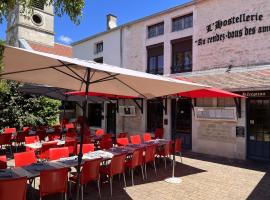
[6,1,55,47]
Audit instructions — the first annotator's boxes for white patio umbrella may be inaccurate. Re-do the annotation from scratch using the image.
[0,45,209,197]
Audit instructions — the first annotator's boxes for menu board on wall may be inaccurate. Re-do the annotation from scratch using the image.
[194,107,237,122]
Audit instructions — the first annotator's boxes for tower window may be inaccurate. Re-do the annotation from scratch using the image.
[32,14,43,25]
[32,0,45,10]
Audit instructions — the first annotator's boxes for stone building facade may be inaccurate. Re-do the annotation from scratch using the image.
[73,0,270,160]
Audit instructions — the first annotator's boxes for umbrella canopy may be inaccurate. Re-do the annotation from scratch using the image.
[1,46,207,99]
[19,84,107,103]
[174,77,244,98]
[66,91,136,99]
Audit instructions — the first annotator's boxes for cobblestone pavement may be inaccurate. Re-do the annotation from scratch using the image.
[7,151,270,200]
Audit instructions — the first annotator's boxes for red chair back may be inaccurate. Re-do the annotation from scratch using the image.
[109,154,127,176]
[130,135,141,144]
[118,132,128,138]
[130,148,144,168]
[66,128,76,138]
[100,138,113,150]
[53,125,61,134]
[48,133,61,141]
[0,134,12,146]
[25,136,39,144]
[14,151,37,167]
[102,133,112,140]
[116,138,129,146]
[162,143,171,156]
[144,145,156,163]
[36,130,46,141]
[22,127,30,132]
[49,147,69,161]
[154,128,164,139]
[40,168,69,198]
[65,123,74,130]
[80,158,102,185]
[64,139,77,155]
[174,138,182,154]
[96,129,104,136]
[3,128,16,134]
[16,131,28,143]
[39,141,58,160]
[0,155,7,169]
[0,177,27,200]
[143,133,151,142]
[77,144,94,155]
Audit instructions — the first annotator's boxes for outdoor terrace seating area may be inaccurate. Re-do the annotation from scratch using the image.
[0,123,183,200]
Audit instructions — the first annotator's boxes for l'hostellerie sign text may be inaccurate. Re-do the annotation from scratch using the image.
[195,13,270,46]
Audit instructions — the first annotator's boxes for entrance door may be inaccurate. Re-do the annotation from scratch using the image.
[106,103,116,134]
[172,98,192,149]
[247,98,270,161]
[88,103,102,127]
[147,100,163,132]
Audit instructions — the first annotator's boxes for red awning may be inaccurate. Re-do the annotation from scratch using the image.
[66,91,136,99]
[174,77,245,98]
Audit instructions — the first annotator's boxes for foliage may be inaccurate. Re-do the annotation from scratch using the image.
[0,40,4,72]
[0,81,61,129]
[0,0,85,25]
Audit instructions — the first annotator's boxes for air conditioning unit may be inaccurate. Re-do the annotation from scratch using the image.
[119,106,136,116]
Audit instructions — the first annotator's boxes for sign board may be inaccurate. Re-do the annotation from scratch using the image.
[194,107,237,122]
[119,106,136,117]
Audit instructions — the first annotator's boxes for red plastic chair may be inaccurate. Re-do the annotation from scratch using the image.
[0,155,7,169]
[64,139,77,155]
[157,142,171,169]
[0,133,12,154]
[125,148,144,185]
[39,168,69,200]
[143,133,152,142]
[102,133,112,140]
[96,129,105,136]
[118,132,128,138]
[36,130,46,141]
[48,147,69,161]
[130,135,141,144]
[66,128,76,138]
[39,141,58,160]
[14,151,37,167]
[15,131,28,151]
[65,123,74,131]
[143,145,157,179]
[99,138,113,150]
[0,177,27,200]
[70,158,102,199]
[76,144,94,155]
[23,127,31,132]
[53,125,61,134]
[154,128,164,139]
[3,127,16,134]
[116,138,129,146]
[25,135,39,152]
[48,133,61,141]
[100,154,127,196]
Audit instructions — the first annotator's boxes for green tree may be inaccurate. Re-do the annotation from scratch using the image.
[0,0,85,24]
[0,81,61,129]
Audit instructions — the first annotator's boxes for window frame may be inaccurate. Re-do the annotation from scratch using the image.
[147,22,164,39]
[95,42,103,54]
[172,14,193,32]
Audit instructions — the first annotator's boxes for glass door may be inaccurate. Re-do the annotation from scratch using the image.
[247,98,270,161]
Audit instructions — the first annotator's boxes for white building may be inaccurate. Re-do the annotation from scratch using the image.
[73,0,270,161]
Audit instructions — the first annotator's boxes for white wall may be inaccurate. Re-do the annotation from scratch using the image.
[73,29,121,67]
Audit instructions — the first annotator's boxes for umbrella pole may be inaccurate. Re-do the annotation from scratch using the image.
[76,69,91,200]
[165,96,182,184]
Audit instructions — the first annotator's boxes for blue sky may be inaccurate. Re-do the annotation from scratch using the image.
[0,0,191,44]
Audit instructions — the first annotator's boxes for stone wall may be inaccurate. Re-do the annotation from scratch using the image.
[193,0,270,71]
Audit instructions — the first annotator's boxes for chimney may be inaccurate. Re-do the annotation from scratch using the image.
[107,14,117,30]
